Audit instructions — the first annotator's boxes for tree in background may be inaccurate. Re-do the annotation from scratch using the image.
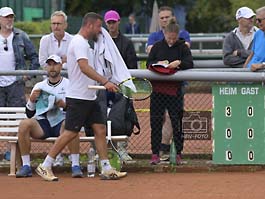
[186,0,264,33]
[186,0,232,33]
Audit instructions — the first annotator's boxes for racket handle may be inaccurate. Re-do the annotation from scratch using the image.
[107,120,111,140]
[88,85,106,90]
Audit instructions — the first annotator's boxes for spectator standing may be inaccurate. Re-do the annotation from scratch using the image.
[103,10,138,162]
[146,6,191,162]
[35,12,127,181]
[244,6,265,71]
[104,10,138,69]
[39,10,79,167]
[147,19,193,165]
[146,6,190,54]
[16,55,83,178]
[223,7,257,68]
[0,7,39,107]
[125,13,140,34]
[39,11,73,69]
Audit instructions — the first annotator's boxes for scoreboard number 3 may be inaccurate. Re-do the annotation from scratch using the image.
[225,106,232,117]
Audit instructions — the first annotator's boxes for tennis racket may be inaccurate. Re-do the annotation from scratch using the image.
[88,77,152,101]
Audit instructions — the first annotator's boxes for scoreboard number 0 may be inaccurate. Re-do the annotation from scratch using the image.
[226,150,232,161]
[247,106,254,117]
[248,151,254,161]
[225,128,232,139]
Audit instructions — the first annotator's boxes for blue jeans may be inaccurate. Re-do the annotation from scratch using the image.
[0,80,26,107]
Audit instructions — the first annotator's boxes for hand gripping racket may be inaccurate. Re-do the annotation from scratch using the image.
[88,77,152,101]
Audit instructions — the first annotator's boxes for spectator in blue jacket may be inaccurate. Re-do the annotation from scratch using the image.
[244,6,265,71]
[125,13,140,34]
[0,7,40,107]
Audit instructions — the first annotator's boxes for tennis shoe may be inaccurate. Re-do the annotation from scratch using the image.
[35,164,58,181]
[16,165,32,178]
[176,154,182,165]
[150,154,160,165]
[71,165,83,178]
[100,168,127,180]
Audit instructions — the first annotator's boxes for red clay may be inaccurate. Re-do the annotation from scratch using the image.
[1,171,265,199]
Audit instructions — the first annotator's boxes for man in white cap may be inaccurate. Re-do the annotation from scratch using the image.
[0,7,40,107]
[223,6,258,67]
[16,55,83,178]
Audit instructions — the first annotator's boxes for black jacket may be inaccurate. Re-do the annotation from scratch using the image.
[147,39,193,70]
[112,33,138,69]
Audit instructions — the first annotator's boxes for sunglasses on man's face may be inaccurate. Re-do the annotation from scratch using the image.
[256,17,265,23]
[3,39,8,51]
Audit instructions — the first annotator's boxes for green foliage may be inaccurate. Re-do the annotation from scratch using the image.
[229,0,265,14]
[14,20,50,34]
[186,0,232,33]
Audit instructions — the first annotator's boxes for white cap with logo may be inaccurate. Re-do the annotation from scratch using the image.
[46,55,62,64]
[235,7,255,20]
[0,7,15,17]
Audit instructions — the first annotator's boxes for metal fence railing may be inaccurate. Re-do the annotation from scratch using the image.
[0,68,262,163]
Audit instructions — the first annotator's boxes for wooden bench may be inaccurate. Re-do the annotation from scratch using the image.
[0,107,128,176]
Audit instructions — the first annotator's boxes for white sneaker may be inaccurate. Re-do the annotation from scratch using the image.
[35,164,58,181]
[100,168,127,180]
[53,154,64,167]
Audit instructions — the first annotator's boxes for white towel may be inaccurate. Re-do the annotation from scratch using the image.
[94,28,135,91]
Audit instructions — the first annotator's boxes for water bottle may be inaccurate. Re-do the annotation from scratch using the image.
[169,139,177,166]
[87,147,96,177]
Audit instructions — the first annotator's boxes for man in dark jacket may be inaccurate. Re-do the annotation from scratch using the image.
[223,7,257,68]
[104,10,138,69]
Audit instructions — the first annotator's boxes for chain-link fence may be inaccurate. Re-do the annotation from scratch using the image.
[0,75,213,162]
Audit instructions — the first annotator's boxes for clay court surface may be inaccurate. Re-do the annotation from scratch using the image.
[1,171,265,199]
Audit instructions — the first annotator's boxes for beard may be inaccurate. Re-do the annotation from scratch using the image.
[92,34,98,42]
[48,71,60,78]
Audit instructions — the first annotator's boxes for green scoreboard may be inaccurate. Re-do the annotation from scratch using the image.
[212,83,265,164]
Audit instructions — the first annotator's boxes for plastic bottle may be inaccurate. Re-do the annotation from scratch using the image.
[87,147,96,177]
[169,139,177,166]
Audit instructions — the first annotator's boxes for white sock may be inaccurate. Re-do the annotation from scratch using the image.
[42,155,55,168]
[21,155,30,166]
[100,159,112,172]
[71,154,80,167]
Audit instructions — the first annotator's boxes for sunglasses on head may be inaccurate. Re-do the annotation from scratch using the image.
[3,39,8,51]
[256,17,265,23]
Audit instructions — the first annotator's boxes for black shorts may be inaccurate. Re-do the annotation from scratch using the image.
[38,119,63,139]
[65,97,105,132]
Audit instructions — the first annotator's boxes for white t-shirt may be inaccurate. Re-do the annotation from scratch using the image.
[66,34,97,100]
[26,77,69,121]
[39,32,73,68]
[0,33,16,87]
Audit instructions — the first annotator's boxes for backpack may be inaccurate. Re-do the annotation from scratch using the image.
[86,91,140,136]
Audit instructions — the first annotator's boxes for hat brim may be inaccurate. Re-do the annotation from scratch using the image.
[105,18,119,22]
[1,13,15,17]
[148,65,177,75]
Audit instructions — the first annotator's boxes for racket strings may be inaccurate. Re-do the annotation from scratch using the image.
[119,78,152,100]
